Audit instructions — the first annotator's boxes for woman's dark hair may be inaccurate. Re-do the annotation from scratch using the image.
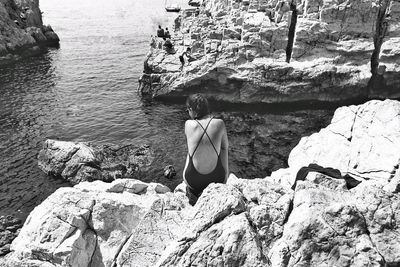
[186,94,210,119]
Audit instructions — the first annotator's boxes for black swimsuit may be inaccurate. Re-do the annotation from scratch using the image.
[184,118,226,203]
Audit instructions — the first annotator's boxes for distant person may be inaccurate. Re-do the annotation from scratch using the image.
[150,35,156,48]
[183,94,229,205]
[157,25,165,38]
[179,47,191,71]
[165,28,171,39]
[163,38,173,49]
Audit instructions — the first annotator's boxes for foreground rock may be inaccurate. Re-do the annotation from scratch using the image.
[0,179,186,267]
[0,0,59,65]
[2,99,400,266]
[269,177,400,266]
[2,175,399,266]
[38,139,155,184]
[139,0,400,103]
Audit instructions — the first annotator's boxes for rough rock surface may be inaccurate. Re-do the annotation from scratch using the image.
[157,178,293,266]
[4,175,398,266]
[38,139,156,185]
[0,0,59,65]
[0,179,188,267]
[2,100,400,266]
[139,0,400,103]
[0,216,22,256]
[269,178,400,266]
[271,99,400,188]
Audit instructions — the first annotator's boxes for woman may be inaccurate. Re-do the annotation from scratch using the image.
[183,94,229,205]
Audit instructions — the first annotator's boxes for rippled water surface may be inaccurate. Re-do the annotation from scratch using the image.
[0,0,334,220]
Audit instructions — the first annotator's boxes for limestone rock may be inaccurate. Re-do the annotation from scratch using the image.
[38,139,155,185]
[2,179,185,267]
[158,213,268,267]
[139,0,400,103]
[268,176,400,267]
[288,99,400,184]
[157,180,293,266]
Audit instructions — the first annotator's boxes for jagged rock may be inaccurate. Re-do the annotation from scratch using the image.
[285,99,400,185]
[158,213,269,266]
[26,26,47,42]
[43,29,60,43]
[1,179,187,267]
[0,215,22,256]
[139,0,400,103]
[269,178,400,266]
[156,180,293,266]
[0,0,59,65]
[38,139,155,185]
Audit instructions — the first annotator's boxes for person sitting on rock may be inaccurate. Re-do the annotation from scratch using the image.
[163,37,174,52]
[183,94,229,205]
[179,47,192,71]
[157,25,165,38]
[165,28,171,39]
[150,35,156,48]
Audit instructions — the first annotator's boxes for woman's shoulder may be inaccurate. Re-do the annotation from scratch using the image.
[185,117,224,127]
[211,117,225,127]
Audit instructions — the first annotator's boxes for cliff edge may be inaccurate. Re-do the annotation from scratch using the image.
[0,0,59,65]
[139,0,400,103]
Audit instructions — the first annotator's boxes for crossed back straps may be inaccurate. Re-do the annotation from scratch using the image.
[190,117,219,157]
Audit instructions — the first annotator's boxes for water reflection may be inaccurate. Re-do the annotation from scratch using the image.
[0,50,69,220]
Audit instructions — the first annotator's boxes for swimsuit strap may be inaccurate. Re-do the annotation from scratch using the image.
[190,117,219,157]
[190,117,214,157]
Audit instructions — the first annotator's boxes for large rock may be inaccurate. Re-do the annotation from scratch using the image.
[1,179,187,267]
[38,139,156,185]
[157,179,293,266]
[139,0,400,103]
[3,174,399,266]
[281,99,400,186]
[269,178,400,266]
[0,0,59,65]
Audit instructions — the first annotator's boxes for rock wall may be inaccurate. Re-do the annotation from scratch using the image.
[0,0,59,65]
[139,0,400,104]
[1,99,399,266]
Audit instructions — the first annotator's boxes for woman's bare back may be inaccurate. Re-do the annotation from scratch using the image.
[184,117,226,174]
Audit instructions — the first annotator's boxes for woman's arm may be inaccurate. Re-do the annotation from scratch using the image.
[220,121,229,183]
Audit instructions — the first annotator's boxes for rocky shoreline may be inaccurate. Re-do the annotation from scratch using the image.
[139,0,400,104]
[1,99,399,266]
[0,0,59,66]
